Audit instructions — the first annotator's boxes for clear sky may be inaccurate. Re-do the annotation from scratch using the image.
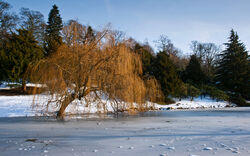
[6,0,250,54]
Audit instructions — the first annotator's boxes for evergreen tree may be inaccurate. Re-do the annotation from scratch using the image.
[84,26,95,44]
[0,1,19,82]
[134,43,154,76]
[0,42,8,81]
[3,29,43,92]
[45,4,63,56]
[215,30,250,100]
[152,51,182,102]
[183,55,206,86]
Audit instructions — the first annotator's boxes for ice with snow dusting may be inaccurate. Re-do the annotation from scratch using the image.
[1,107,250,156]
[203,147,213,150]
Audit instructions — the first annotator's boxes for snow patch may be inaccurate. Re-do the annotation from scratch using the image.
[157,97,235,110]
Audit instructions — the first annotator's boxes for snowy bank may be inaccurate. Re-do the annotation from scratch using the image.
[0,93,235,118]
[0,95,115,117]
[156,97,235,110]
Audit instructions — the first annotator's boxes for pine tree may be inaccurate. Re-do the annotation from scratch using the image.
[152,51,182,102]
[4,29,43,92]
[183,55,206,86]
[45,4,63,56]
[215,29,250,100]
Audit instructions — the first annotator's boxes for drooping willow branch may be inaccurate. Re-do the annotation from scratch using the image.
[29,26,162,117]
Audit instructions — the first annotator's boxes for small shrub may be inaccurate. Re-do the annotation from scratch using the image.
[186,84,200,101]
[164,97,176,105]
[211,89,229,101]
[229,95,249,107]
[200,85,229,101]
[207,86,228,101]
[174,82,188,101]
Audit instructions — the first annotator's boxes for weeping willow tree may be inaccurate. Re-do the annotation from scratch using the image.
[29,24,162,118]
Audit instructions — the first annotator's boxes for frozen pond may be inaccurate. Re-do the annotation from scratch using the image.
[0,108,250,156]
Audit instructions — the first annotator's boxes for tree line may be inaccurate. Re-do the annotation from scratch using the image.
[0,2,62,91]
[0,1,249,117]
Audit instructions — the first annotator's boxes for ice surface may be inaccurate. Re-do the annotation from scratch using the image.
[0,108,250,156]
[203,147,213,150]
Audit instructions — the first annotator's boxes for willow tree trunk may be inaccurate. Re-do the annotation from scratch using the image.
[57,94,75,118]
[21,79,26,93]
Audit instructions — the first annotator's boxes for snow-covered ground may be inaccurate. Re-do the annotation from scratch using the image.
[0,82,236,117]
[157,97,235,110]
[0,108,250,156]
[0,94,234,117]
[0,82,46,88]
[0,94,114,117]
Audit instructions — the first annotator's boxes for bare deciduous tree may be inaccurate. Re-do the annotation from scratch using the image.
[20,8,45,45]
[154,35,179,56]
[62,20,85,45]
[0,1,18,41]
[190,41,221,81]
[154,35,185,72]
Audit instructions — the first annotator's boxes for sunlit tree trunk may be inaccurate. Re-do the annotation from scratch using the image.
[57,94,75,118]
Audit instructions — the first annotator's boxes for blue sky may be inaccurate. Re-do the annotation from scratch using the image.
[7,0,250,53]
